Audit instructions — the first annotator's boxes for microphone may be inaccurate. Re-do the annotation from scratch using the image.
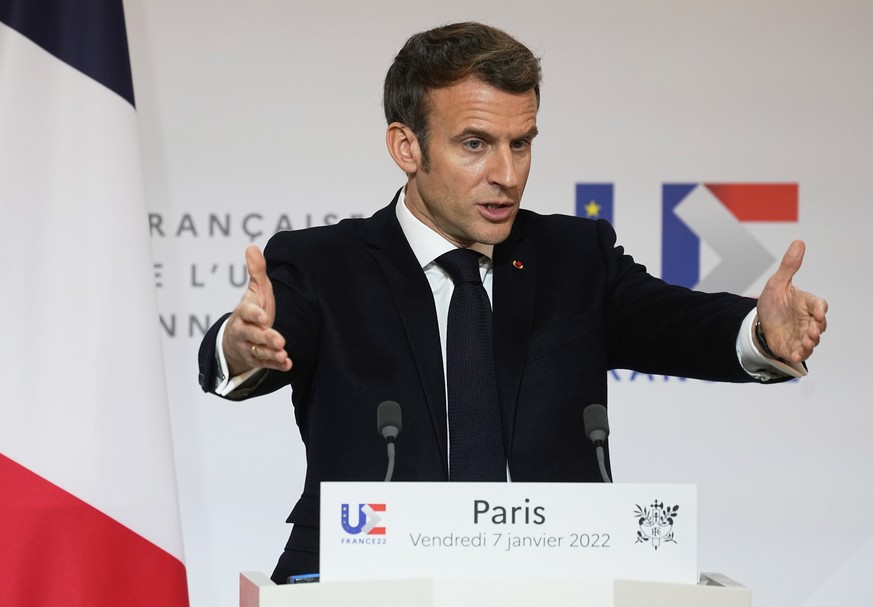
[583,404,612,483]
[376,400,402,482]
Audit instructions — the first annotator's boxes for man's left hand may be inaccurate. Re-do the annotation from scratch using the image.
[756,240,828,364]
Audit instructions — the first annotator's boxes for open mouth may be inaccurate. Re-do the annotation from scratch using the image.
[478,203,514,221]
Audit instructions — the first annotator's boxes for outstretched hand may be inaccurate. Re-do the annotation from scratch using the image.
[755,240,828,364]
[222,246,292,376]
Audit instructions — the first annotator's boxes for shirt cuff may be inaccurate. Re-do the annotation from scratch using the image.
[736,308,807,380]
[214,319,266,396]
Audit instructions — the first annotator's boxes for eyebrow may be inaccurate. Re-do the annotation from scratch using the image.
[521,126,540,140]
[453,126,540,142]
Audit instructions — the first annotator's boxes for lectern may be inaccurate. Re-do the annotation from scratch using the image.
[240,482,751,606]
[240,571,751,607]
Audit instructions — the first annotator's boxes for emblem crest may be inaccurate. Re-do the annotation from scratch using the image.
[634,500,679,550]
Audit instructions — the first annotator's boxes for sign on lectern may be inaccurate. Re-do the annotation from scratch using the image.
[320,482,697,584]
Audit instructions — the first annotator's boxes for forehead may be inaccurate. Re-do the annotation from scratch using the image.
[426,77,538,135]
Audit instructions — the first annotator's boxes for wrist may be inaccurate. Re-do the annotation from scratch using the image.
[754,316,789,364]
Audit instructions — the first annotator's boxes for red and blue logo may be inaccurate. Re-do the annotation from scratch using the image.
[662,183,797,291]
[576,182,798,292]
[341,503,386,535]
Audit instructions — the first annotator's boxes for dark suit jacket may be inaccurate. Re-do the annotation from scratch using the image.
[198,192,757,580]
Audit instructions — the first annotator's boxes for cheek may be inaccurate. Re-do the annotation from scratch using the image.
[437,166,483,202]
[442,149,487,175]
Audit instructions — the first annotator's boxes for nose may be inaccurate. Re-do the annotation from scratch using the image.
[487,145,519,190]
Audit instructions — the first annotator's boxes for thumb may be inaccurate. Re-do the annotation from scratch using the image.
[769,240,805,287]
[245,245,269,292]
[244,245,275,324]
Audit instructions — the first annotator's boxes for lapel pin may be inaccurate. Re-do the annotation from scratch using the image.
[512,260,524,270]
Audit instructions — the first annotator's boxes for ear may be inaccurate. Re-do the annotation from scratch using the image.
[385,122,422,175]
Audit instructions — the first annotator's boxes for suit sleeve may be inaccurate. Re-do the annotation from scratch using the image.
[597,219,758,382]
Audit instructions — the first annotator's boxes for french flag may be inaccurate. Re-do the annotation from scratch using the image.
[0,1,189,605]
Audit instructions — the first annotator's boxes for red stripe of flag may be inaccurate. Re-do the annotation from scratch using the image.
[0,454,189,607]
[705,183,798,221]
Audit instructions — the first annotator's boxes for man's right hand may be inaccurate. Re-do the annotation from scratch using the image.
[222,245,293,376]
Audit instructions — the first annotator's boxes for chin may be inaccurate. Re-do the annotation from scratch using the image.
[476,228,513,246]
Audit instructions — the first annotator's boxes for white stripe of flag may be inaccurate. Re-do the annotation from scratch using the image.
[0,4,188,605]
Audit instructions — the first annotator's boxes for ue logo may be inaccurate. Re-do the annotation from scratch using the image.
[576,183,798,293]
[341,503,386,535]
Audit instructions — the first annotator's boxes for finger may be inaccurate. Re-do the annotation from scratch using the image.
[249,342,293,371]
[232,322,286,352]
[799,335,818,360]
[234,300,271,328]
[245,245,269,292]
[805,323,822,347]
[223,326,285,376]
[795,315,825,359]
[769,240,806,286]
[809,318,822,340]
[814,298,829,324]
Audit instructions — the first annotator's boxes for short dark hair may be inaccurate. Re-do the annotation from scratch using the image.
[383,22,542,169]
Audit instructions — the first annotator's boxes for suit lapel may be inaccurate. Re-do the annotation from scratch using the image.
[493,221,537,459]
[365,196,449,475]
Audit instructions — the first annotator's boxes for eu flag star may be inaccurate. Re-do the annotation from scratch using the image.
[575,183,613,223]
[584,200,602,218]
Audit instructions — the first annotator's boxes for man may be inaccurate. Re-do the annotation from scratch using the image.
[198,22,827,582]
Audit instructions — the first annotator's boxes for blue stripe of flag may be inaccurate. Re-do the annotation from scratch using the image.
[575,183,614,224]
[0,0,135,107]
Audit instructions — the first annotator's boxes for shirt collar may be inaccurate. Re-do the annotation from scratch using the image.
[395,187,494,269]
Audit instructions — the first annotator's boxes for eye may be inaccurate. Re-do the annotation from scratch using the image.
[511,139,531,150]
[464,139,484,151]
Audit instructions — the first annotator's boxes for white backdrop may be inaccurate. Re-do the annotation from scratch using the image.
[124,1,873,606]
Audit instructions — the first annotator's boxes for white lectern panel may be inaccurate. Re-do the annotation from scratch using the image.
[321,482,696,584]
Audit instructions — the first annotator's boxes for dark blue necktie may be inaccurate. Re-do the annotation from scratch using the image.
[436,248,506,481]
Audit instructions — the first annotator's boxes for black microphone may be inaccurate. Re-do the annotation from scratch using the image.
[376,400,402,482]
[583,404,612,483]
